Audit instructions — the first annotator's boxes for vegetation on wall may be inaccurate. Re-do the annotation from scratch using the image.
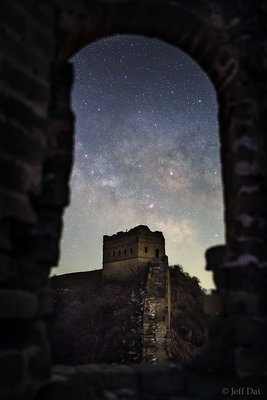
[49,272,146,364]
[48,265,209,364]
[169,265,209,362]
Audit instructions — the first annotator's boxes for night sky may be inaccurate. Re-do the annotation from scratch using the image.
[56,35,224,289]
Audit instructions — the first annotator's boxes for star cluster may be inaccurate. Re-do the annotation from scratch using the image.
[56,35,224,288]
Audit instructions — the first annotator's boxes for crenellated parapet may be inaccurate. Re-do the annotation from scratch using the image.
[103,225,166,282]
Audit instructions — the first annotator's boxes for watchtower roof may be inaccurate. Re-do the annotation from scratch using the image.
[103,225,163,241]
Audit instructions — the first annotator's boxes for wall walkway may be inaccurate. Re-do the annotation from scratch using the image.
[142,257,170,363]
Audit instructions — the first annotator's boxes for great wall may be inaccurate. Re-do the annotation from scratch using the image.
[142,258,170,363]
[103,225,171,363]
[51,226,174,365]
[0,1,266,398]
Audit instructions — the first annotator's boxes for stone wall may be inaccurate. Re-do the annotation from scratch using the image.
[103,258,149,282]
[142,258,169,364]
[103,225,165,281]
[103,231,139,263]
[0,0,266,398]
[0,1,55,398]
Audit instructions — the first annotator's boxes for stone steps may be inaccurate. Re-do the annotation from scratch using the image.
[142,258,169,363]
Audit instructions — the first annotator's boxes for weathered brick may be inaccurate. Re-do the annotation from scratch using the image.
[40,182,70,207]
[48,118,74,151]
[230,317,267,346]
[0,60,50,113]
[4,0,53,30]
[0,221,12,251]
[0,254,9,282]
[76,364,138,391]
[0,93,46,134]
[49,107,74,120]
[236,192,266,215]
[236,347,267,376]
[226,292,261,316]
[44,156,73,178]
[55,129,74,154]
[50,62,74,94]
[235,145,257,164]
[203,293,223,314]
[0,33,51,81]
[208,315,229,341]
[49,116,74,135]
[186,370,236,397]
[224,265,267,292]
[0,1,53,56]
[0,1,265,398]
[52,365,77,376]
[0,158,41,194]
[37,289,52,317]
[0,187,36,223]
[28,347,51,379]
[8,259,51,291]
[0,352,23,386]
[0,289,38,318]
[138,364,184,395]
[187,338,236,374]
[0,120,46,165]
[231,238,267,260]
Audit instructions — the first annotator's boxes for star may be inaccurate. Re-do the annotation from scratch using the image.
[57,34,222,291]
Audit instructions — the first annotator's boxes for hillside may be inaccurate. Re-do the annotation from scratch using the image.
[169,265,209,361]
[48,266,208,364]
[49,270,146,364]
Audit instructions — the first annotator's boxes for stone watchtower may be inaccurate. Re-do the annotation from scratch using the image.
[103,225,166,281]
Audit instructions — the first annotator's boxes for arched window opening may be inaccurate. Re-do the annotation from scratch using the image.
[57,35,224,290]
[48,31,228,367]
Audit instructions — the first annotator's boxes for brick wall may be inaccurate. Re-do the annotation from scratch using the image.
[0,0,266,398]
[0,1,55,398]
[103,226,166,281]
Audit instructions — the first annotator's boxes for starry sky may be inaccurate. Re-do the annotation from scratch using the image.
[55,35,224,289]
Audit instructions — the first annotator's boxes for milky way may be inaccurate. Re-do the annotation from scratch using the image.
[55,35,224,288]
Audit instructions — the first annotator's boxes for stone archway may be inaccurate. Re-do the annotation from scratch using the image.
[1,1,265,398]
[51,1,266,283]
[44,0,265,386]
[49,1,240,282]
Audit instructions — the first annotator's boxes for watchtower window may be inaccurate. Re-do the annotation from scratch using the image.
[113,251,115,257]
[124,249,127,255]
[145,247,148,253]
[155,248,159,258]
[130,248,133,254]
[119,250,121,256]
